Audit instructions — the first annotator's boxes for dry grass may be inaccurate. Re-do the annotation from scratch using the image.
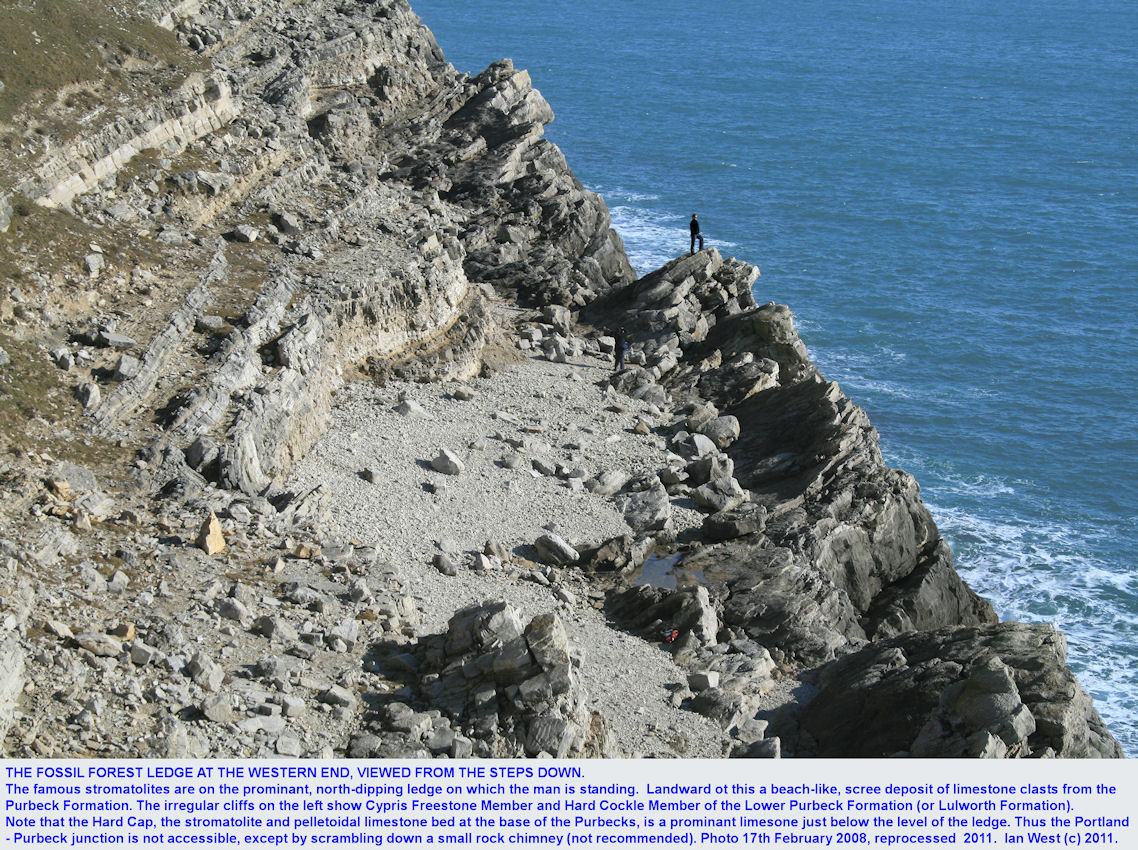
[0,0,192,123]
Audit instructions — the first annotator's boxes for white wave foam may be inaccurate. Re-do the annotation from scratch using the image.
[928,500,1138,753]
[602,198,743,276]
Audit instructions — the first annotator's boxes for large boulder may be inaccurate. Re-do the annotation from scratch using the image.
[786,623,1122,759]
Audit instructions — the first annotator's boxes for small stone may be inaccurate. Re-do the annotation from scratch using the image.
[108,623,135,641]
[231,224,260,243]
[113,354,142,381]
[472,553,498,572]
[275,732,302,757]
[534,534,580,566]
[395,399,429,419]
[108,570,129,594]
[433,553,458,576]
[328,620,360,650]
[700,415,741,449]
[431,449,464,476]
[273,211,303,236]
[44,620,73,639]
[195,315,225,334]
[688,433,718,458]
[349,579,372,603]
[74,632,122,657]
[98,330,137,351]
[186,651,224,692]
[319,685,356,709]
[585,469,630,496]
[255,615,299,643]
[554,587,576,606]
[531,457,558,477]
[452,386,475,401]
[51,347,74,370]
[687,671,721,692]
[200,693,235,723]
[83,253,105,277]
[290,542,321,559]
[693,477,748,513]
[196,513,225,555]
[484,539,510,560]
[280,695,305,717]
[130,642,159,666]
[215,598,249,622]
[77,382,101,410]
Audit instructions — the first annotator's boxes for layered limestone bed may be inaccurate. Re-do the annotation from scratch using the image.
[0,0,1122,758]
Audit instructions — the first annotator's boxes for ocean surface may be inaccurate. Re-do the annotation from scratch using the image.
[412,0,1138,755]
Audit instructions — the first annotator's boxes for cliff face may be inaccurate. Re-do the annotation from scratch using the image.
[0,0,1120,758]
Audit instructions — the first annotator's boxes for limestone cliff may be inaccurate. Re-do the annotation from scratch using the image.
[0,0,1120,758]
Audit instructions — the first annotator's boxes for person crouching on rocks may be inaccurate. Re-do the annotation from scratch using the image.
[690,213,704,254]
[614,326,628,371]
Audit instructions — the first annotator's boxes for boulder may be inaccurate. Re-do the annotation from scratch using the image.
[617,481,672,533]
[700,415,741,449]
[692,476,748,513]
[703,503,767,540]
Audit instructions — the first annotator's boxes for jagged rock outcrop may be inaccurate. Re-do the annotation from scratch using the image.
[591,249,997,666]
[784,623,1123,758]
[350,601,600,758]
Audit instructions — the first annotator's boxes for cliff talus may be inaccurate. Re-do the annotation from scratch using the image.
[0,0,1119,759]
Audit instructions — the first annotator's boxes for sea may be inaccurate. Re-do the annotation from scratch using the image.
[411,0,1138,756]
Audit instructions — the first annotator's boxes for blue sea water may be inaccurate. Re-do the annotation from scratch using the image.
[412,0,1138,755]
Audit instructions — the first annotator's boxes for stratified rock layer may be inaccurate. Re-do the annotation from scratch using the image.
[786,623,1122,759]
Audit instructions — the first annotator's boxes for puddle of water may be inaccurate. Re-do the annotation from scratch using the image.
[630,553,707,590]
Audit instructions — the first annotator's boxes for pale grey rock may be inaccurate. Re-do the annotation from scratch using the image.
[84,253,105,276]
[617,481,672,533]
[320,685,357,708]
[255,615,299,643]
[195,315,225,334]
[432,552,458,576]
[688,671,721,692]
[231,224,260,243]
[533,534,578,566]
[77,381,101,410]
[693,476,748,513]
[201,693,236,723]
[585,469,630,496]
[215,598,249,622]
[395,399,429,418]
[430,449,464,475]
[700,415,741,449]
[0,638,25,748]
[98,330,137,350]
[541,305,572,335]
[685,453,734,486]
[74,632,122,658]
[129,642,159,666]
[185,651,224,693]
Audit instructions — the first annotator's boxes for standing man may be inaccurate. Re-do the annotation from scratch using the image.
[613,326,628,371]
[690,214,704,254]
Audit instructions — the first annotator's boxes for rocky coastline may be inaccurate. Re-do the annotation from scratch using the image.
[0,0,1122,759]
